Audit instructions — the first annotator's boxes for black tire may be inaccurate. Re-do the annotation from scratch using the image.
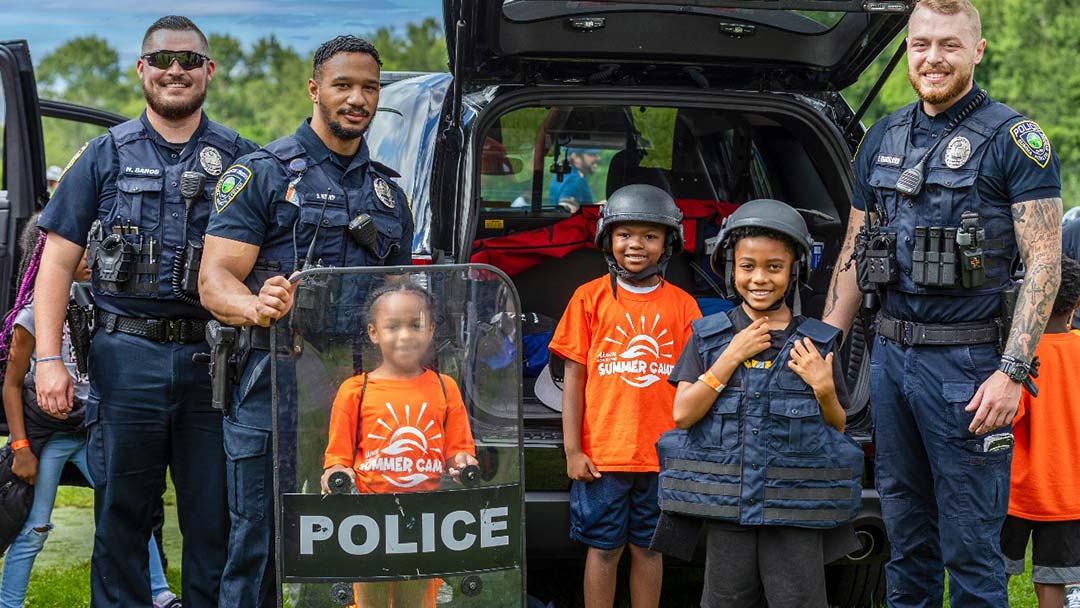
[826,561,886,608]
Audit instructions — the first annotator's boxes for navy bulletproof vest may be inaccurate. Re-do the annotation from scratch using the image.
[866,100,1021,296]
[657,313,864,529]
[93,118,243,300]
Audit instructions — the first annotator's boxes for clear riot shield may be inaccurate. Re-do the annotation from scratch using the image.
[270,265,524,608]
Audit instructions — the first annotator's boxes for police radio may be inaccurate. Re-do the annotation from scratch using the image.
[855,206,898,311]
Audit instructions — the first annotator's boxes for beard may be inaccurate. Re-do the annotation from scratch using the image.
[142,78,205,121]
[319,101,369,141]
[908,61,974,106]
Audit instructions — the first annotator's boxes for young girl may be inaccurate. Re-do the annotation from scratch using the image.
[0,216,178,608]
[321,282,478,608]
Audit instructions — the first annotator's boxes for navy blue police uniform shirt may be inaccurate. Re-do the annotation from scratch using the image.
[852,84,1062,323]
[39,111,259,319]
[204,119,412,266]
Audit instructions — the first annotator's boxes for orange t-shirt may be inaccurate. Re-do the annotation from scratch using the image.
[549,276,701,472]
[324,370,475,494]
[1008,332,1080,520]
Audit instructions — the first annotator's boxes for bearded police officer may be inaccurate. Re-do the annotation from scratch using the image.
[823,1,1062,607]
[32,16,258,608]
[198,36,413,606]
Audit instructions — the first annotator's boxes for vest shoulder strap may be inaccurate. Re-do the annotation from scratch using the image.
[965,100,1023,136]
[369,160,401,179]
[264,135,306,164]
[794,317,840,345]
[692,312,733,341]
[201,121,243,156]
[108,119,149,147]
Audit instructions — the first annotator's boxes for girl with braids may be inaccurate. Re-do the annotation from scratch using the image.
[321,281,478,608]
[0,215,178,608]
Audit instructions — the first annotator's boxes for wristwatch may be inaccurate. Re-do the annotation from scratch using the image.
[998,355,1031,384]
[697,370,725,393]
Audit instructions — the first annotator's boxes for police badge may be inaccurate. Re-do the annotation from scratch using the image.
[944,136,971,169]
[374,177,395,209]
[200,146,223,176]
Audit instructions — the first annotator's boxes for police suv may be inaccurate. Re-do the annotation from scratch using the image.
[362,1,915,605]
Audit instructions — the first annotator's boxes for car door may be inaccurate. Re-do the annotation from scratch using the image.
[0,40,126,433]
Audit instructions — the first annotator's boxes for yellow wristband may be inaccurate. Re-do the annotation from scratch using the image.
[697,370,725,393]
[9,439,30,451]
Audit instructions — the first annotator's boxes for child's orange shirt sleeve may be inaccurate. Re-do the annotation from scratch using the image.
[440,376,476,459]
[548,286,591,365]
[323,374,364,469]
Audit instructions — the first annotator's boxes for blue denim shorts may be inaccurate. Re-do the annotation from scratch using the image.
[570,472,660,550]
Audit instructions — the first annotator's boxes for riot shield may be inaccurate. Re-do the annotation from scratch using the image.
[270,265,524,607]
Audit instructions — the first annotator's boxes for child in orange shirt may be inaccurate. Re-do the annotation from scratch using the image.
[1000,256,1080,608]
[547,185,701,608]
[321,282,478,607]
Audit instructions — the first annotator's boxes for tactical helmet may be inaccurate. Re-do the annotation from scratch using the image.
[712,199,812,302]
[595,184,684,252]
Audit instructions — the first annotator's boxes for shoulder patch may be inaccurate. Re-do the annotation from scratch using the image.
[58,141,90,183]
[214,164,252,213]
[1009,120,1051,168]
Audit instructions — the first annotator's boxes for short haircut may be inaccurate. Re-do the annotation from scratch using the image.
[911,0,982,41]
[728,225,800,260]
[1054,257,1080,317]
[312,35,382,79]
[142,16,209,54]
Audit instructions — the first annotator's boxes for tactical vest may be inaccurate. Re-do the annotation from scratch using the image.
[89,119,242,301]
[246,134,409,335]
[657,313,864,529]
[866,100,1021,296]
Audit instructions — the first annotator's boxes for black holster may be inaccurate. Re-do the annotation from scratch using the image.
[205,320,243,413]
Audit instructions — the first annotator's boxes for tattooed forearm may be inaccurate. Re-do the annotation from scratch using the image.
[822,207,867,334]
[1004,197,1063,362]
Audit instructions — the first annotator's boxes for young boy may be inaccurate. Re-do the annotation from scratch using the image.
[1000,256,1080,608]
[547,184,701,608]
[657,199,863,608]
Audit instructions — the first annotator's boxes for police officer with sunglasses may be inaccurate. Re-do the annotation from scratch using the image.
[33,15,257,608]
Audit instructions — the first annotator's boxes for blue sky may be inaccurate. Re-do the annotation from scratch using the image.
[0,0,442,64]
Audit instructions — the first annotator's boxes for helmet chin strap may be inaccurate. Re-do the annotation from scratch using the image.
[605,251,669,299]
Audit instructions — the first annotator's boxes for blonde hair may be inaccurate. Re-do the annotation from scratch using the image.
[911,0,982,41]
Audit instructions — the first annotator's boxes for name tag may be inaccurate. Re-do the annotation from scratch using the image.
[124,166,162,177]
[876,155,903,167]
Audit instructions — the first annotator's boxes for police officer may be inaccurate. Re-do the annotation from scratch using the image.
[822,2,1062,606]
[32,16,258,608]
[198,36,413,606]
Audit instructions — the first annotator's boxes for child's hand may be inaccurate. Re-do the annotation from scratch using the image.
[787,337,835,394]
[566,450,601,482]
[320,465,355,495]
[12,448,38,485]
[718,317,771,368]
[447,452,480,484]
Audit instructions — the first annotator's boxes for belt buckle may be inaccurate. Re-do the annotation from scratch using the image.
[163,319,179,343]
[900,320,915,346]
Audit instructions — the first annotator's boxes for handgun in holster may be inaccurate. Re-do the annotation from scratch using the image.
[199,320,242,414]
[65,282,95,377]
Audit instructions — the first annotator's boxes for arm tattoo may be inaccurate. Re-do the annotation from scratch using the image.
[1004,197,1063,361]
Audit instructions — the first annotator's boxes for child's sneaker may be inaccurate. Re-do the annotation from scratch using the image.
[153,590,181,608]
[1066,584,1080,608]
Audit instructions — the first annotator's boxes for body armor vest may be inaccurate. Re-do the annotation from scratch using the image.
[89,119,242,301]
[657,313,863,529]
[866,100,1021,296]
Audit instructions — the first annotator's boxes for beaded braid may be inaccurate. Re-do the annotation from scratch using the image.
[0,224,46,381]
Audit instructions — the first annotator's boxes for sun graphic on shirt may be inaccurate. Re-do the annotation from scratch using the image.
[602,312,675,388]
[365,401,442,488]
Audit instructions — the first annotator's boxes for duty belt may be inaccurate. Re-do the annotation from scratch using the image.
[97,311,209,344]
[876,314,1001,347]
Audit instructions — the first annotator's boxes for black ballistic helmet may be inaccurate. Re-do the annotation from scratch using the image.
[595,184,685,290]
[712,199,812,307]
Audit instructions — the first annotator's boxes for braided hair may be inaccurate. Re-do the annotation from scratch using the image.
[0,214,46,381]
[362,280,439,367]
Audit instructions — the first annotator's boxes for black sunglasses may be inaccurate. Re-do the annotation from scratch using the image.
[141,50,209,71]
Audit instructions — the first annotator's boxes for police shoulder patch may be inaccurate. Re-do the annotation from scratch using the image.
[1009,120,1052,168]
[58,140,90,182]
[214,164,252,213]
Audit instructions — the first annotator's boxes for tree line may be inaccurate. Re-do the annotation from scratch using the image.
[37,5,1078,207]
